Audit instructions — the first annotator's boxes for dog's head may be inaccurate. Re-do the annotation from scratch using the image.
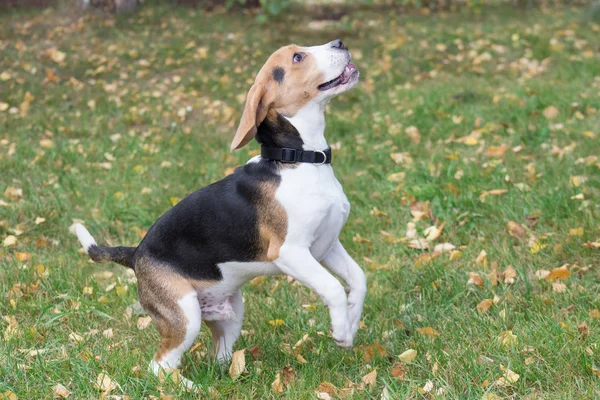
[231,40,359,150]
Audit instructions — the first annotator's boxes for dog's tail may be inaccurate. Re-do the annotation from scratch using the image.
[75,223,136,269]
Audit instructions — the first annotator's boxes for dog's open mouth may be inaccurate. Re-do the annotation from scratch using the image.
[318,63,358,91]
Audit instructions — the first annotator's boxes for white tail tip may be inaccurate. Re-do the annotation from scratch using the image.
[75,223,97,252]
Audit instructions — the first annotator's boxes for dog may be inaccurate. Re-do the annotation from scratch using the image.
[75,39,366,389]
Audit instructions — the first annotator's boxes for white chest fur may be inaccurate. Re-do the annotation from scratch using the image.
[276,163,351,261]
[206,163,351,323]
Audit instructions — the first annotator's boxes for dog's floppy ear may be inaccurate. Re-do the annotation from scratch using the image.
[231,80,275,151]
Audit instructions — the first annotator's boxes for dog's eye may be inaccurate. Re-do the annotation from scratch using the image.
[292,52,305,63]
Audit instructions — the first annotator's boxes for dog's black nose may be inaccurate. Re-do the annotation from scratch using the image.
[331,39,347,50]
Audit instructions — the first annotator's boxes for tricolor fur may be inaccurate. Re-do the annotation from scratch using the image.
[75,39,366,390]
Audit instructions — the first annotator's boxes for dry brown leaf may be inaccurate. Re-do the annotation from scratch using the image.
[577,321,589,336]
[507,221,526,238]
[485,145,508,157]
[407,239,429,250]
[552,282,567,293]
[433,243,455,253]
[592,366,600,377]
[271,373,283,393]
[468,272,484,288]
[4,187,22,200]
[583,241,600,248]
[502,266,517,284]
[390,152,412,165]
[499,330,517,347]
[387,172,406,182]
[0,392,18,400]
[68,332,83,343]
[39,139,54,149]
[405,126,421,144]
[296,353,307,364]
[501,365,520,383]
[589,309,600,319]
[361,369,377,388]
[543,105,559,120]
[52,383,70,398]
[137,316,152,330]
[15,252,30,262]
[229,349,245,380]
[535,269,550,280]
[398,348,417,362]
[475,250,487,265]
[546,265,571,280]
[416,327,440,337]
[247,344,261,359]
[94,372,118,393]
[421,380,434,393]
[424,223,445,242]
[569,227,584,236]
[357,341,388,361]
[391,363,406,379]
[282,365,295,386]
[317,382,338,398]
[477,299,493,313]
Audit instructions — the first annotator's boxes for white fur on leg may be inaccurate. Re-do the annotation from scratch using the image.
[74,223,97,252]
[148,292,202,390]
[321,240,367,343]
[275,245,351,347]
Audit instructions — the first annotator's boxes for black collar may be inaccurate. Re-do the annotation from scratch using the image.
[261,146,332,165]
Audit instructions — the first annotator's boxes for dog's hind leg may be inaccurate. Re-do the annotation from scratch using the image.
[204,290,244,362]
[137,267,201,390]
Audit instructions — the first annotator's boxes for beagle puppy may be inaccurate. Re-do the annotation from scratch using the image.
[75,39,366,389]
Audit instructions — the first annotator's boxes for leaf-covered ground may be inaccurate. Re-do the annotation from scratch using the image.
[1,3,599,399]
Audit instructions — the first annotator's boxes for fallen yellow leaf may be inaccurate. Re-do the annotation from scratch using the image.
[229,349,245,380]
[546,265,571,280]
[416,327,440,337]
[499,330,517,347]
[398,348,417,362]
[3,235,17,247]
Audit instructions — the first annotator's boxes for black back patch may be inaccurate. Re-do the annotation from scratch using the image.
[272,67,285,84]
[135,161,282,281]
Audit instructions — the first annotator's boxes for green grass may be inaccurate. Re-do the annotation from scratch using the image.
[1,2,600,399]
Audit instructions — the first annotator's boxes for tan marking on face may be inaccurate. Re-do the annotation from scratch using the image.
[231,45,327,150]
[256,181,287,261]
[261,45,326,116]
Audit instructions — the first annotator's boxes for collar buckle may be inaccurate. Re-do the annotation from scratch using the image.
[279,148,297,163]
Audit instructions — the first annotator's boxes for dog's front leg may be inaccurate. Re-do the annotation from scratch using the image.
[275,245,352,348]
[321,240,366,343]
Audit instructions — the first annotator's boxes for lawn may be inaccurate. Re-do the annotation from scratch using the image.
[1,2,599,399]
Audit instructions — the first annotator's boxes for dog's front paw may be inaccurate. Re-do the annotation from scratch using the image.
[331,328,353,348]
